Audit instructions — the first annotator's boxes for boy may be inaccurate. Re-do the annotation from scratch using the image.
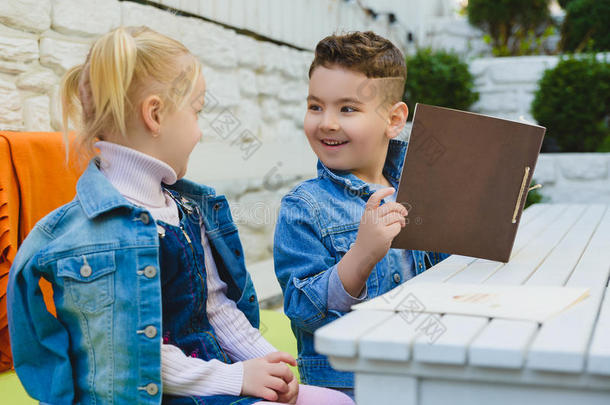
[273,31,449,397]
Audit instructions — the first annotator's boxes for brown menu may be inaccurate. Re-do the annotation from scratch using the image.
[392,104,546,262]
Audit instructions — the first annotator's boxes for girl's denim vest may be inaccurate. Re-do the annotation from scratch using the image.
[273,139,450,388]
[160,192,260,405]
[8,159,261,404]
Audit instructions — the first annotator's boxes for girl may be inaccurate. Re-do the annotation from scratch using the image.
[7,26,353,405]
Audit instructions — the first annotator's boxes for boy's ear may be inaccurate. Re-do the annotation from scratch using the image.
[385,101,408,140]
[141,95,164,137]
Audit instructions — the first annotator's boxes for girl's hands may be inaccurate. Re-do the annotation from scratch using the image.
[241,352,298,402]
[276,374,299,404]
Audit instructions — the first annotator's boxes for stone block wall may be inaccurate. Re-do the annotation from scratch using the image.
[1,0,608,277]
[0,0,316,269]
[534,154,610,204]
[469,55,559,123]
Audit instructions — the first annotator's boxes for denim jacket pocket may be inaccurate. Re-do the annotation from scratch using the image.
[327,223,359,256]
[57,250,116,313]
[328,225,379,296]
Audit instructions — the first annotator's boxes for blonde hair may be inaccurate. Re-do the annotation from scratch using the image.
[61,26,202,159]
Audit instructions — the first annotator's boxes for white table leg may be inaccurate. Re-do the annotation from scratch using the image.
[356,373,418,405]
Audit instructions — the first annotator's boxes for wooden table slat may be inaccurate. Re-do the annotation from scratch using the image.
[447,204,568,284]
[518,202,545,226]
[411,205,583,366]
[527,205,607,286]
[359,313,419,361]
[587,287,610,375]
[509,204,568,257]
[467,206,606,369]
[413,315,489,364]
[484,204,587,285]
[314,310,394,358]
[412,204,567,286]
[527,206,610,372]
[526,287,605,372]
[469,319,538,368]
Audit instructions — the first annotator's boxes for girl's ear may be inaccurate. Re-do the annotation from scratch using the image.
[385,101,409,140]
[141,95,163,137]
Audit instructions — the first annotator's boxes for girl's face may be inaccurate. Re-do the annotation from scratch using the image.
[157,74,205,179]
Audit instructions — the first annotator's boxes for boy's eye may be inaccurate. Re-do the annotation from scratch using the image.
[308,104,322,111]
[341,106,357,113]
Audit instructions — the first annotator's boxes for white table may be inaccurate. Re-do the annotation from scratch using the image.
[315,204,610,405]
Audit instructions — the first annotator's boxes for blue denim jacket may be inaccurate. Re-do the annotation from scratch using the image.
[7,158,259,404]
[273,139,449,388]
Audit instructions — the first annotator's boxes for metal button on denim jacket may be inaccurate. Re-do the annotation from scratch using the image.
[273,139,450,388]
[7,158,259,404]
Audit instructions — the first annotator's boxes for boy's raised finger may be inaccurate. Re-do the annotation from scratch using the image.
[377,201,408,217]
[365,187,395,211]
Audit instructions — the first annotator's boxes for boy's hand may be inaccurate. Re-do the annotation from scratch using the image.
[241,352,297,401]
[338,187,408,297]
[337,187,408,297]
[353,187,407,264]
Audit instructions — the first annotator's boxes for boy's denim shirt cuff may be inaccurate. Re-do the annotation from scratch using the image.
[327,265,368,312]
[289,268,337,331]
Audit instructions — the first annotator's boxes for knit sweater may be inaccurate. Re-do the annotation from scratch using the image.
[96,141,276,396]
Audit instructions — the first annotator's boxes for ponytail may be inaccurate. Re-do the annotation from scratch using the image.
[59,26,201,163]
[89,27,138,141]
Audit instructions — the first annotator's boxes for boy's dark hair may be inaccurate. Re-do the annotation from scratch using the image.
[309,31,407,104]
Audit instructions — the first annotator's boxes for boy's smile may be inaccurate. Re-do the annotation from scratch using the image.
[304,65,406,185]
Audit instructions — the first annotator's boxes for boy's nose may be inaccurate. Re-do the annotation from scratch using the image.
[320,114,340,132]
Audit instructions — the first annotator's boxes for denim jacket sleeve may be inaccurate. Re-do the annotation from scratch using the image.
[7,226,74,404]
[273,193,344,334]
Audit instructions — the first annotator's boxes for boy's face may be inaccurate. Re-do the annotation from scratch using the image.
[304,65,402,180]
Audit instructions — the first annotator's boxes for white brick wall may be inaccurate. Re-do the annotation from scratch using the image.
[0,0,51,34]
[149,0,408,52]
[469,55,560,123]
[0,0,607,279]
[534,154,610,204]
[0,0,315,271]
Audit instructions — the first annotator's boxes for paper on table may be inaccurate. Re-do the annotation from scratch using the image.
[352,283,590,323]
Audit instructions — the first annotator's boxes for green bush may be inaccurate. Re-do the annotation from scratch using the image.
[560,0,610,52]
[467,0,554,56]
[531,55,610,152]
[403,49,479,121]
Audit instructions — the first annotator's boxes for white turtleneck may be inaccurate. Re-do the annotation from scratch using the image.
[96,141,277,397]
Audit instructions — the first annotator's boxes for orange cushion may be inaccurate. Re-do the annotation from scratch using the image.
[0,131,87,372]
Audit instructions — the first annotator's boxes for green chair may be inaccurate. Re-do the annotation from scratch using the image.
[259,309,299,381]
[0,370,35,404]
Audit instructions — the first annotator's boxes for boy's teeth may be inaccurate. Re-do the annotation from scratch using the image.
[323,140,346,145]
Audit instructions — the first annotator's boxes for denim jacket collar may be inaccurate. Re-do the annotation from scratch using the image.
[77,158,217,219]
[316,139,407,195]
[77,158,133,219]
